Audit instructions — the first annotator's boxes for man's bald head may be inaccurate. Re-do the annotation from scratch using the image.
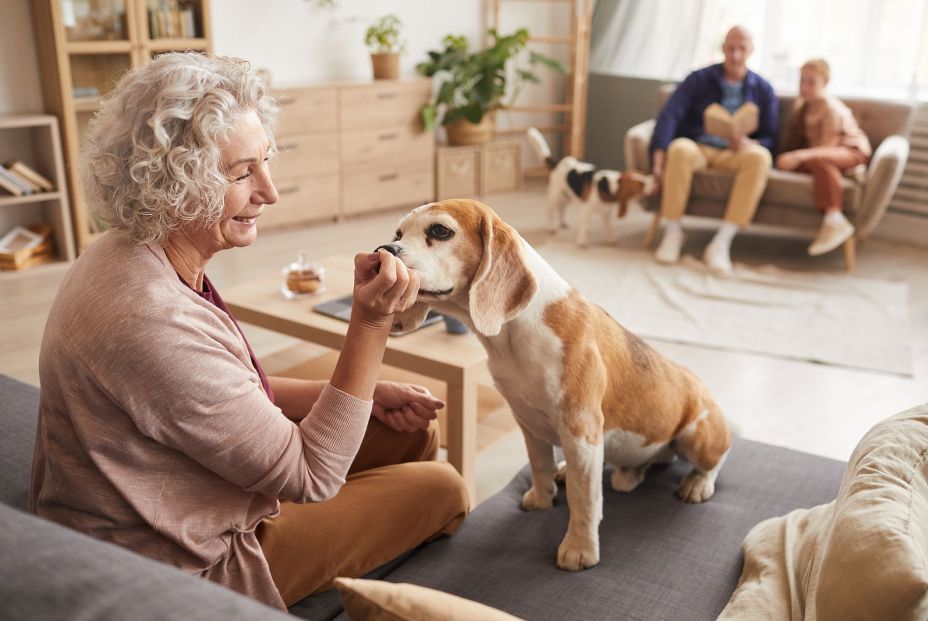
[722,25,754,80]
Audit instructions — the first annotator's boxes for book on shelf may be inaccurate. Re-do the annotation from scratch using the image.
[0,223,54,271]
[3,160,54,192]
[0,164,35,196]
[703,102,759,140]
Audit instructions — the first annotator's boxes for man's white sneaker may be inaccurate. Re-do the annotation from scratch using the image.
[655,227,685,264]
[703,240,733,276]
[809,219,855,256]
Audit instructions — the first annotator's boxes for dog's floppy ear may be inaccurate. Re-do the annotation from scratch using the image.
[469,213,537,336]
[617,171,644,219]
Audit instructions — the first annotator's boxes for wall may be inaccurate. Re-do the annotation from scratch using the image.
[211,0,485,86]
[0,0,43,115]
[584,73,663,170]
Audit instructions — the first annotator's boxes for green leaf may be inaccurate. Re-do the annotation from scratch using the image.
[420,104,438,132]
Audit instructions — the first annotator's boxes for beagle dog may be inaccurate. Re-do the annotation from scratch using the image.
[386,199,731,571]
[527,127,655,247]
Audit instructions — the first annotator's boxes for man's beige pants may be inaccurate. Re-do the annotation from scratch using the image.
[660,137,772,227]
[257,418,469,605]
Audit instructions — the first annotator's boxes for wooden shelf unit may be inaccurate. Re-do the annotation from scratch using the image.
[0,114,75,269]
[30,0,213,253]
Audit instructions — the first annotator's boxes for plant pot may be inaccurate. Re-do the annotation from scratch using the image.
[445,114,496,146]
[370,52,400,80]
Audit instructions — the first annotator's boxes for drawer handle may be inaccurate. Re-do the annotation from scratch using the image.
[378,132,398,141]
[493,155,513,166]
[278,186,300,195]
[277,95,296,105]
[379,173,399,182]
[277,142,298,152]
[377,91,398,99]
[449,161,472,174]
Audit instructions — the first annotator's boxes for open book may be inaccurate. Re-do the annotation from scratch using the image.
[703,102,758,140]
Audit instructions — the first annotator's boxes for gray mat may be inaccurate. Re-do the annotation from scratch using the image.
[347,438,845,621]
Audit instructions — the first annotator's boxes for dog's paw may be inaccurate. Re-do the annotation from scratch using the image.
[557,536,600,571]
[610,466,645,492]
[554,460,568,483]
[677,469,715,503]
[521,485,555,511]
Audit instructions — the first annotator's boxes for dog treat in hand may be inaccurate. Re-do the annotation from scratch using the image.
[281,251,325,298]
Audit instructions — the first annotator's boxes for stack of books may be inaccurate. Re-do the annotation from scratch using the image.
[148,0,197,39]
[0,161,54,197]
[0,223,55,271]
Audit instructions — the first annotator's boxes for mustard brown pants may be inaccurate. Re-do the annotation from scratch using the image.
[257,418,469,605]
[660,137,772,227]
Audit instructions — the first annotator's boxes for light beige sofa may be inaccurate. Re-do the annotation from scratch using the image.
[625,86,912,270]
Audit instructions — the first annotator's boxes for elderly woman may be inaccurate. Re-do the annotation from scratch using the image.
[29,53,468,610]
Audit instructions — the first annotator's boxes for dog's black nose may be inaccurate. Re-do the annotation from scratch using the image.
[375,243,402,257]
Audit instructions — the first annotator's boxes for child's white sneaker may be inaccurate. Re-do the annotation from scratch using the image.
[809,215,854,256]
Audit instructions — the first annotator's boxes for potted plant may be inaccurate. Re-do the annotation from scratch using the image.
[365,14,405,80]
[417,29,564,145]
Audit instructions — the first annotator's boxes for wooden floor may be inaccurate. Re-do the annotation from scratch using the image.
[2,180,927,503]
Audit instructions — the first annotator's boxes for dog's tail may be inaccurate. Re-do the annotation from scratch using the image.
[527,127,559,170]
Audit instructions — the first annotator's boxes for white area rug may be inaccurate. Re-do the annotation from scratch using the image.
[538,241,913,376]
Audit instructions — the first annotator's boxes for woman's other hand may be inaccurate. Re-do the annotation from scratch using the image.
[372,381,444,432]
[776,151,803,171]
[351,250,421,330]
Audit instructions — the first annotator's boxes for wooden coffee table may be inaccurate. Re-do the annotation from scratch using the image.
[222,255,490,501]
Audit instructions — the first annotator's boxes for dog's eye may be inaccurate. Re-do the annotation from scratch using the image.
[393,229,402,241]
[427,223,454,241]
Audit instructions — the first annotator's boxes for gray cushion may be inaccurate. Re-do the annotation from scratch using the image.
[0,375,39,510]
[350,438,844,621]
[0,503,292,621]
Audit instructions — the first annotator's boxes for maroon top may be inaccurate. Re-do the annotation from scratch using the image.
[191,274,275,402]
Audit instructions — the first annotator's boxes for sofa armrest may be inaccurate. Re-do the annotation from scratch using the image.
[857,135,910,239]
[624,119,656,173]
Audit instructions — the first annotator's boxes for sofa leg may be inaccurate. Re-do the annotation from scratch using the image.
[843,236,857,273]
[644,212,661,248]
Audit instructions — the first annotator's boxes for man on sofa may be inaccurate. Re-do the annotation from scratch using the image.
[650,26,778,275]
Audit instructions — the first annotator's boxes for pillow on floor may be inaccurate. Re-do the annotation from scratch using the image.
[719,403,928,621]
[334,577,522,621]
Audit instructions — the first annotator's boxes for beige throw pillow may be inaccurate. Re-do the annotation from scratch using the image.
[720,403,928,621]
[334,577,523,621]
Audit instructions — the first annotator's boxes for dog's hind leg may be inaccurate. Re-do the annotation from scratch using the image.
[519,423,558,511]
[672,401,732,503]
[548,186,570,233]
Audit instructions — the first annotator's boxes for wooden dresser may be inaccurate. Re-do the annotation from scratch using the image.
[268,79,434,228]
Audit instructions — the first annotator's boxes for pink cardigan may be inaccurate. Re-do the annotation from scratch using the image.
[29,231,372,609]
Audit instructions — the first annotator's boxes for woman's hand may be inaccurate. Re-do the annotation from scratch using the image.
[372,381,444,432]
[351,250,421,330]
[776,151,803,171]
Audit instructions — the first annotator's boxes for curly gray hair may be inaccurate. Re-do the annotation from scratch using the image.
[82,53,278,244]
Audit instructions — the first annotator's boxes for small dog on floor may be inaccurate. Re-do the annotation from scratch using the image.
[527,127,655,247]
[383,199,732,572]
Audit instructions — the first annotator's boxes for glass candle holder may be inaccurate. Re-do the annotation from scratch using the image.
[281,251,325,299]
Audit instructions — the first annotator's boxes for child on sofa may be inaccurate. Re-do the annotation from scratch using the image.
[775,59,871,256]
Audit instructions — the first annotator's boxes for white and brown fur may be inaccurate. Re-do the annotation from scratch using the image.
[527,127,655,247]
[386,199,731,571]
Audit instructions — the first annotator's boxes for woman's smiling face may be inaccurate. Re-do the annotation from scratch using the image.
[214,109,279,250]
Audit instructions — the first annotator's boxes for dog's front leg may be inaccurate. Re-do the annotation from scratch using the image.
[518,423,558,511]
[576,201,593,248]
[556,425,604,571]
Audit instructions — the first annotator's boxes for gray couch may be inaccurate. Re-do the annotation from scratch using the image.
[1,373,846,620]
[625,87,912,270]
